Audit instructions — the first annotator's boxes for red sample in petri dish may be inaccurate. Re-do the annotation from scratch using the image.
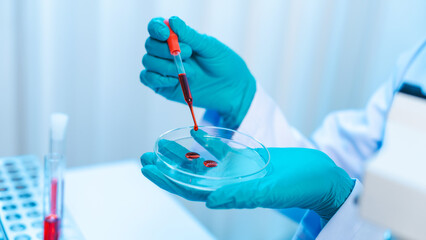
[185,152,200,159]
[44,214,60,240]
[203,160,218,168]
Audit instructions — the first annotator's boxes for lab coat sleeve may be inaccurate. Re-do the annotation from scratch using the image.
[236,40,426,179]
[236,82,395,179]
[290,180,386,240]
[201,84,304,148]
[237,85,305,148]
[203,39,425,179]
[202,78,397,179]
[316,180,386,239]
[236,48,422,179]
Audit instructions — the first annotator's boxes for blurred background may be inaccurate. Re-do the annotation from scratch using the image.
[1,0,425,239]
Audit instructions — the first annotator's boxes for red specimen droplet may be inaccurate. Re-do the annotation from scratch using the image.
[185,152,200,159]
[203,160,218,168]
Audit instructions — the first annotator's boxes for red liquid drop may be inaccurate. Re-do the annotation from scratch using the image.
[185,152,200,159]
[44,214,60,240]
[178,73,198,131]
[203,160,218,168]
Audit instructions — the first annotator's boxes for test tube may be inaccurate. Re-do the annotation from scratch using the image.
[43,153,65,240]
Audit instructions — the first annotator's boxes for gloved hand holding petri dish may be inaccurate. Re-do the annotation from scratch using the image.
[141,126,354,221]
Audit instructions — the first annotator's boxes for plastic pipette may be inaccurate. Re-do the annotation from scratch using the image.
[164,19,199,131]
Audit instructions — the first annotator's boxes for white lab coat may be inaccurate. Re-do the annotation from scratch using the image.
[204,38,426,239]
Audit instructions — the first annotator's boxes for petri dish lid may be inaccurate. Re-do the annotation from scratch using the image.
[154,126,270,191]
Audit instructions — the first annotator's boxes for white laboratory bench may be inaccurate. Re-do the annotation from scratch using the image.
[64,159,215,240]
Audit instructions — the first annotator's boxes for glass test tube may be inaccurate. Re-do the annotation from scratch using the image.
[43,153,65,240]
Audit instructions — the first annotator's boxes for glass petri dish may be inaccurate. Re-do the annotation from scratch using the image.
[154,126,270,192]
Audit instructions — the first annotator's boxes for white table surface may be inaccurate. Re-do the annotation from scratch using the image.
[64,159,215,240]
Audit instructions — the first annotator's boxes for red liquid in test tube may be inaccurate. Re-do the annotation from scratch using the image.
[44,178,60,240]
[44,154,64,240]
[44,214,60,240]
[51,178,58,214]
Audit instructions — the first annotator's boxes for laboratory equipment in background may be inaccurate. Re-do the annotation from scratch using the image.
[44,113,67,240]
[360,83,426,240]
[154,126,270,192]
[0,155,44,239]
[0,112,83,240]
[164,19,198,131]
[0,155,83,240]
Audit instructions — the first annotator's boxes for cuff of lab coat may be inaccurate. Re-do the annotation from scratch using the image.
[316,179,362,239]
[316,179,386,239]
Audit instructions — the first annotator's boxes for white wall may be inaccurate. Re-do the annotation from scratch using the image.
[1,0,426,239]
[0,0,18,156]
[1,0,426,165]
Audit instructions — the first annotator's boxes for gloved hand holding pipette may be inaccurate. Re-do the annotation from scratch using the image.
[140,16,256,129]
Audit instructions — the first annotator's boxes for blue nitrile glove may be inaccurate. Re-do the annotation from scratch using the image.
[206,147,355,221]
[141,129,355,221]
[140,16,256,129]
